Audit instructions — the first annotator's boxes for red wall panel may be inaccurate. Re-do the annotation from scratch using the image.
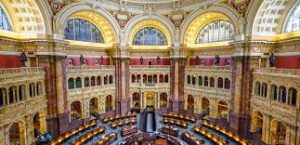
[66,57,111,66]
[129,58,170,65]
[0,55,24,68]
[190,57,230,66]
[275,56,300,69]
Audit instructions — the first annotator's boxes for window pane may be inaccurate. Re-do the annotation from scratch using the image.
[286,3,300,33]
[0,6,11,31]
[133,27,167,46]
[64,18,104,43]
[196,20,233,44]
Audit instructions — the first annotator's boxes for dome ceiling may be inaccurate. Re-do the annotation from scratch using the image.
[48,0,250,15]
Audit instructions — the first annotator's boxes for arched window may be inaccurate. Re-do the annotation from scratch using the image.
[288,88,297,106]
[96,76,101,86]
[0,7,11,31]
[285,3,300,33]
[159,74,164,83]
[196,20,233,44]
[9,86,17,104]
[137,74,141,83]
[29,83,36,97]
[143,74,147,83]
[224,78,230,89]
[133,27,167,45]
[192,76,196,85]
[261,83,268,97]
[164,74,169,83]
[278,86,286,103]
[84,77,89,87]
[0,88,6,107]
[187,75,191,84]
[75,77,82,88]
[18,85,26,101]
[104,76,108,85]
[153,75,157,83]
[64,18,104,43]
[91,76,96,86]
[271,85,278,100]
[132,75,136,83]
[210,77,215,87]
[147,75,153,84]
[109,75,113,84]
[68,78,75,89]
[36,82,43,96]
[204,76,209,86]
[217,77,223,88]
[198,76,203,86]
[255,82,261,96]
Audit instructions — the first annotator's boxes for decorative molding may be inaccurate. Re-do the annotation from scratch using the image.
[224,0,250,15]
[48,0,75,14]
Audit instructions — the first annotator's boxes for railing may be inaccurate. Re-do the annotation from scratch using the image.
[254,68,300,77]
[130,65,170,72]
[186,65,231,71]
[0,67,44,77]
[130,65,169,68]
[67,65,115,70]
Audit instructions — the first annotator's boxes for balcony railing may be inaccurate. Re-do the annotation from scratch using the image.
[186,65,231,71]
[130,65,170,74]
[67,65,115,70]
[130,65,169,68]
[254,68,300,77]
[0,67,44,78]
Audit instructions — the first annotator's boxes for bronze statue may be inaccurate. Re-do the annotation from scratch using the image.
[214,55,220,65]
[140,56,143,65]
[157,56,161,65]
[195,56,199,65]
[269,53,276,67]
[20,51,27,66]
[100,56,103,65]
[80,54,85,65]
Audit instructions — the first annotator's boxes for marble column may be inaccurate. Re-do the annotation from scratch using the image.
[38,54,69,137]
[229,42,260,136]
[115,57,130,114]
[170,57,185,112]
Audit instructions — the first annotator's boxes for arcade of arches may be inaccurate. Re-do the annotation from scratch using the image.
[0,0,300,145]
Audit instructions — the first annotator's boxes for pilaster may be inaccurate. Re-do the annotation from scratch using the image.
[169,55,186,113]
[229,41,261,136]
[114,47,130,114]
[37,41,69,137]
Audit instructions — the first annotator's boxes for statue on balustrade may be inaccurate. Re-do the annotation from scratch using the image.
[140,56,143,65]
[157,56,161,65]
[80,54,85,66]
[269,53,276,67]
[20,51,27,66]
[214,55,220,65]
[100,56,104,65]
[195,56,199,65]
